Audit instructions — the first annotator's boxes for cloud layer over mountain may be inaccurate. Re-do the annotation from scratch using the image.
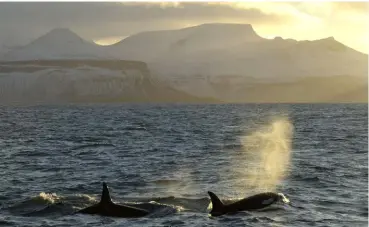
[0,2,367,52]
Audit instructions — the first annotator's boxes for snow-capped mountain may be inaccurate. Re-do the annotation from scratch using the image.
[107,23,368,102]
[1,28,114,61]
[102,23,367,80]
[2,23,367,81]
[108,23,262,62]
[0,23,367,103]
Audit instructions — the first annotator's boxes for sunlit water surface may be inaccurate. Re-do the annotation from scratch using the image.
[0,104,367,227]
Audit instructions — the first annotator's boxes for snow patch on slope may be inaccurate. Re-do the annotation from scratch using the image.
[0,65,147,103]
[2,28,115,61]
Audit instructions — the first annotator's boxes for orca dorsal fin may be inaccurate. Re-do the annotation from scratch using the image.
[100,182,112,204]
[208,191,224,216]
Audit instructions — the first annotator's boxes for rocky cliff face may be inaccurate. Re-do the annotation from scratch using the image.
[0,60,217,104]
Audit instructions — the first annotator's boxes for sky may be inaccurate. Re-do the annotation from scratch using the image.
[0,2,367,53]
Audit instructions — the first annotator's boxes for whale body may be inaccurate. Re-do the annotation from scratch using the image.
[77,182,149,218]
[208,191,289,216]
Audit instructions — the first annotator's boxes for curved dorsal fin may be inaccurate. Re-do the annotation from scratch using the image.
[208,191,224,215]
[100,182,112,204]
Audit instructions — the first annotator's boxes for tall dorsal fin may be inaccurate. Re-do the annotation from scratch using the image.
[100,182,112,204]
[208,191,224,216]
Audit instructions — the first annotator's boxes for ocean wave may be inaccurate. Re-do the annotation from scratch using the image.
[7,192,64,216]
[5,191,290,218]
[71,143,116,151]
[123,126,147,131]
[291,174,321,183]
[6,193,191,218]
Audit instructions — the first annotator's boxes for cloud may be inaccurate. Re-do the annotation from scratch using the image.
[0,2,366,53]
[225,2,368,52]
[332,2,369,14]
[0,2,290,43]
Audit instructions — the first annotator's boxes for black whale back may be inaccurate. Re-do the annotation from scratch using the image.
[231,192,279,211]
[77,182,149,218]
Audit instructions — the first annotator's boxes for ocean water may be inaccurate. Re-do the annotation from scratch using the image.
[0,104,367,227]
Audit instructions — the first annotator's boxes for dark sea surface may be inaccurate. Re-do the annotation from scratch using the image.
[0,104,367,227]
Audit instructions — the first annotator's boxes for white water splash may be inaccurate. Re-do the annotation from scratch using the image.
[37,192,60,204]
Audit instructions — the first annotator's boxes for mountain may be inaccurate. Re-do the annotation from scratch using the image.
[3,24,367,81]
[0,44,11,56]
[108,23,367,103]
[0,24,367,103]
[0,60,218,104]
[1,28,113,61]
[107,23,367,81]
[108,23,262,62]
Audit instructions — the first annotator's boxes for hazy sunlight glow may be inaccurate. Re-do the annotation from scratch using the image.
[237,116,294,194]
[94,36,128,46]
[210,2,368,53]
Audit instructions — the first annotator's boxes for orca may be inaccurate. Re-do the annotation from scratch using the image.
[77,182,149,218]
[208,191,289,217]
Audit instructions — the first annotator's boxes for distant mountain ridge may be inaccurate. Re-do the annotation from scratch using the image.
[1,28,114,61]
[2,24,366,79]
[0,23,367,103]
[108,23,263,62]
